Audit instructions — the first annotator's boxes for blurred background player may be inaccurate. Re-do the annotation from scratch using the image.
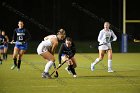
[11,20,31,71]
[0,30,6,64]
[2,30,9,60]
[58,37,77,77]
[37,29,66,78]
[91,22,117,72]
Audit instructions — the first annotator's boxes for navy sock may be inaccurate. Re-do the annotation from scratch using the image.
[17,60,21,69]
[13,58,17,66]
[69,65,76,75]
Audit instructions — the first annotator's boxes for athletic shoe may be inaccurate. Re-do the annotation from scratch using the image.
[65,67,72,74]
[73,75,77,78]
[17,68,20,71]
[91,63,95,71]
[11,65,17,70]
[42,72,51,79]
[108,70,114,72]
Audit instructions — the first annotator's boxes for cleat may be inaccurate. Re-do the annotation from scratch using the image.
[91,63,95,71]
[108,70,114,73]
[73,75,77,78]
[11,65,17,70]
[65,67,72,74]
[17,68,20,71]
[42,72,52,79]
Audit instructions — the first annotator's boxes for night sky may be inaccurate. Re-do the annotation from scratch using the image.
[0,0,140,41]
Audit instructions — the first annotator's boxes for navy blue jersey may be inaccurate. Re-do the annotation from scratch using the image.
[0,35,6,45]
[12,28,31,42]
[58,42,76,64]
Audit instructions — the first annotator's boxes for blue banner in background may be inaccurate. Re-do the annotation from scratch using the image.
[121,34,128,53]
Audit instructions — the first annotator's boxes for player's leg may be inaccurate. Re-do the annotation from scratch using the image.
[0,46,4,64]
[3,46,8,60]
[41,51,55,78]
[91,50,105,71]
[107,49,114,72]
[69,57,77,77]
[11,47,19,70]
[61,55,71,74]
[17,50,26,70]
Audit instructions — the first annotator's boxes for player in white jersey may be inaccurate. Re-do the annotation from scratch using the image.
[37,29,66,78]
[91,22,117,72]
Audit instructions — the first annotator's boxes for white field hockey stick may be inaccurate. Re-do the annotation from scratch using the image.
[99,40,113,46]
[8,42,16,44]
[50,60,68,76]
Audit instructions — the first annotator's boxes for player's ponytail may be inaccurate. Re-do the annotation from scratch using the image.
[57,29,66,36]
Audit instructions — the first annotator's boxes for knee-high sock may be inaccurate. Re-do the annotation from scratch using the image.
[108,60,112,70]
[44,61,54,73]
[17,60,21,69]
[3,53,5,59]
[69,65,76,75]
[13,58,17,66]
[92,58,100,65]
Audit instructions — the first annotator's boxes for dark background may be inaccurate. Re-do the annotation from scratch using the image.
[0,0,140,41]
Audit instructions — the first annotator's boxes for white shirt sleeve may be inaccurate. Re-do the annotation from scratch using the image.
[98,30,105,44]
[111,31,117,41]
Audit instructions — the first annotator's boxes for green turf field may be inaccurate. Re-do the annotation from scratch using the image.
[0,53,140,93]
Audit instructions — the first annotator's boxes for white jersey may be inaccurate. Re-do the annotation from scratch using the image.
[37,35,57,55]
[98,29,117,50]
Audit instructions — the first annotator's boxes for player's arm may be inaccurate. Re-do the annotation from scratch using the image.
[69,43,76,59]
[3,36,7,44]
[98,31,104,44]
[25,29,31,42]
[11,29,17,43]
[5,35,9,43]
[58,43,64,64]
[111,31,117,41]
[51,39,58,55]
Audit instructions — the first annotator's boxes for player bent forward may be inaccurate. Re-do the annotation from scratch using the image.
[37,29,66,78]
[58,37,77,77]
[91,22,117,72]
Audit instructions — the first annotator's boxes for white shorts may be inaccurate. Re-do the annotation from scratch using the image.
[98,43,112,50]
[37,40,52,55]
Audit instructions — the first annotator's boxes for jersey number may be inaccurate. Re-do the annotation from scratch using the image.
[19,36,23,40]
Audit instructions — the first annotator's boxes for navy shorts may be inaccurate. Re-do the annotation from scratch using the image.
[0,45,4,49]
[15,42,28,50]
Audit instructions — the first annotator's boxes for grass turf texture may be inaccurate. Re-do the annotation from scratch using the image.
[0,53,140,93]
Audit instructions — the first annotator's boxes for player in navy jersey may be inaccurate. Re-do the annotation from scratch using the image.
[58,37,77,77]
[11,20,31,71]
[2,30,9,60]
[0,30,6,64]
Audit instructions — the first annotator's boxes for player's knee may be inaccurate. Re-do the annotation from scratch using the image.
[73,64,77,68]
[98,58,103,61]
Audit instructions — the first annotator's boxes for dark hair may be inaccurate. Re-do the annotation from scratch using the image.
[65,37,72,42]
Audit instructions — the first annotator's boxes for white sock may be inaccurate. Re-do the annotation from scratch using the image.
[108,60,112,70]
[92,58,100,65]
[44,61,54,73]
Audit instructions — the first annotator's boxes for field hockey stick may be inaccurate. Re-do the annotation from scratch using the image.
[50,60,67,76]
[8,42,16,44]
[53,63,59,77]
[99,40,113,46]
